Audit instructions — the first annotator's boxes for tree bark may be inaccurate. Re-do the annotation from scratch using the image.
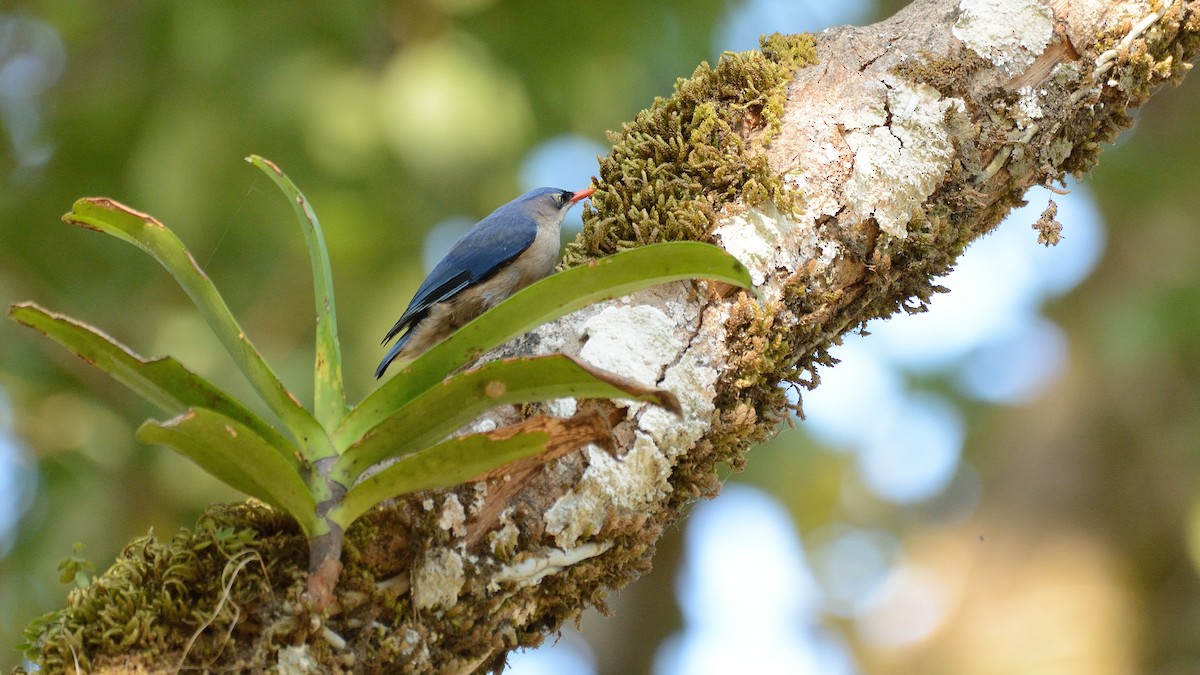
[25,0,1200,672]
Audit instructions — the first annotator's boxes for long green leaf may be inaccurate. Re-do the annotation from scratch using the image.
[331,431,549,527]
[329,413,605,528]
[247,155,346,430]
[333,353,678,483]
[138,408,320,537]
[345,241,752,443]
[63,197,332,461]
[7,302,298,467]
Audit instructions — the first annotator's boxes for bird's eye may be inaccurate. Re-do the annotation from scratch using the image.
[554,193,566,206]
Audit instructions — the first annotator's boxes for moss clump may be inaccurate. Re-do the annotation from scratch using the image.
[706,272,841,464]
[561,32,816,267]
[891,47,990,98]
[17,503,303,673]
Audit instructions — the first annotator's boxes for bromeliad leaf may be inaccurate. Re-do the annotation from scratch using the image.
[137,408,320,537]
[330,412,613,528]
[350,241,750,438]
[332,353,679,483]
[7,302,297,463]
[247,155,346,430]
[62,197,331,462]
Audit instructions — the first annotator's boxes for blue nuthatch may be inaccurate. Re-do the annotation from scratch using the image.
[376,186,596,378]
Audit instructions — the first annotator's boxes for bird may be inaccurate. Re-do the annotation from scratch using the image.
[376,186,596,378]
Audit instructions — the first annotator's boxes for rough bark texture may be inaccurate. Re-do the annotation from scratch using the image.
[21,0,1200,672]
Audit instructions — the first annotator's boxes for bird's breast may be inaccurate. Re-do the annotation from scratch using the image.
[517,223,561,284]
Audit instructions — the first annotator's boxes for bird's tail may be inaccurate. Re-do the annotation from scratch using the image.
[375,331,414,379]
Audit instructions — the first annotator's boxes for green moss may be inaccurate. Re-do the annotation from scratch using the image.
[561,32,816,267]
[890,47,990,98]
[704,271,842,470]
[18,503,303,673]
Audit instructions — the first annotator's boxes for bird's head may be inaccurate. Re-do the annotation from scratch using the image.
[514,186,596,224]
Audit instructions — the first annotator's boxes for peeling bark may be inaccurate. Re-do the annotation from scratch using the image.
[28,1,1200,672]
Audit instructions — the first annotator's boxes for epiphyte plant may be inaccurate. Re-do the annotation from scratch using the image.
[8,156,757,610]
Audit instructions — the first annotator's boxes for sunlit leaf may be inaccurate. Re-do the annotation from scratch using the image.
[247,155,347,429]
[330,413,611,527]
[137,408,320,537]
[7,302,297,465]
[333,353,677,483]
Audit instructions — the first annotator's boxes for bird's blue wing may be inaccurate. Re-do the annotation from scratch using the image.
[381,209,537,344]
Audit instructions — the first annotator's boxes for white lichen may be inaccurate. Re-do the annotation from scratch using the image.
[544,432,673,547]
[489,542,613,590]
[488,508,521,558]
[952,0,1054,76]
[543,296,730,548]
[411,548,465,611]
[388,626,430,667]
[713,202,828,291]
[578,305,681,386]
[400,628,423,656]
[638,348,718,451]
[843,81,960,237]
[790,167,845,268]
[276,645,321,675]
[470,481,488,515]
[816,239,840,267]
[544,397,578,418]
[714,204,790,285]
[458,414,498,434]
[437,493,466,536]
[1015,85,1045,128]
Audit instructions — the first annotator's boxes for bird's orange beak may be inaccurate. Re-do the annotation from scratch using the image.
[569,187,596,203]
